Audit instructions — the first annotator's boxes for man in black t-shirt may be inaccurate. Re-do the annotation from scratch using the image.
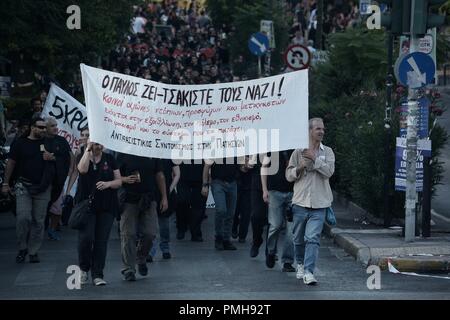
[45,117,74,241]
[202,158,243,251]
[2,117,55,264]
[261,150,295,273]
[176,160,208,242]
[117,153,168,281]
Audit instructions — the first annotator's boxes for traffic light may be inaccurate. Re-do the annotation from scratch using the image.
[411,0,447,36]
[379,0,411,35]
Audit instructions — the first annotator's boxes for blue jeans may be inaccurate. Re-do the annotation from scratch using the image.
[211,179,237,242]
[266,191,294,264]
[292,205,326,274]
[158,214,170,254]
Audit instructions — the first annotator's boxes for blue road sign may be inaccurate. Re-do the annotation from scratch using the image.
[398,52,435,88]
[248,32,269,56]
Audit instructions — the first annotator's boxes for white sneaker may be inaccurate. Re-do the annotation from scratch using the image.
[303,272,318,285]
[296,264,305,279]
[93,278,107,286]
[80,271,89,285]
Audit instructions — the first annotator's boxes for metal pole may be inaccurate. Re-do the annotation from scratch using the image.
[405,0,419,242]
[258,56,262,78]
[384,32,394,227]
[422,156,431,237]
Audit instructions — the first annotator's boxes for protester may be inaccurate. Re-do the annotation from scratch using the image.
[45,117,74,240]
[286,118,335,285]
[2,117,55,263]
[76,140,122,286]
[116,153,168,281]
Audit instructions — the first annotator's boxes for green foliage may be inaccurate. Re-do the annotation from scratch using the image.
[312,27,388,101]
[0,0,134,85]
[310,27,448,219]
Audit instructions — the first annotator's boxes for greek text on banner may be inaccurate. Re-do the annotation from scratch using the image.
[80,64,308,159]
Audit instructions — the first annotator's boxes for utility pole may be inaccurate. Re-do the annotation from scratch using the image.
[404,0,419,242]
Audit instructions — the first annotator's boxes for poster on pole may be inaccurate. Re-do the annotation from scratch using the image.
[80,64,309,160]
[42,83,88,150]
[395,137,432,192]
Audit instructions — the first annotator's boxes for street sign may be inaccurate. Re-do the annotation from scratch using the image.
[397,52,435,88]
[284,44,311,70]
[260,20,275,49]
[359,0,371,15]
[248,32,269,56]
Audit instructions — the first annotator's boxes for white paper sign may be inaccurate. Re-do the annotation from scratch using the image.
[42,83,88,150]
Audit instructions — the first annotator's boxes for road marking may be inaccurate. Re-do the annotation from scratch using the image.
[431,209,450,223]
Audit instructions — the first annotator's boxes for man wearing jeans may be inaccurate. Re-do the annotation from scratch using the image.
[262,150,295,272]
[286,118,335,285]
[202,158,242,251]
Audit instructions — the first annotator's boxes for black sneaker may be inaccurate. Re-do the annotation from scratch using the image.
[215,239,224,251]
[266,253,276,268]
[146,255,153,263]
[162,252,171,259]
[238,238,246,243]
[231,230,238,239]
[282,263,296,272]
[223,241,237,250]
[29,254,40,263]
[250,243,260,258]
[124,271,136,281]
[16,249,28,263]
[191,236,203,242]
[138,264,148,276]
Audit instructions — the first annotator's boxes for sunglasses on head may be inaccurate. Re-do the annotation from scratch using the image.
[35,125,46,129]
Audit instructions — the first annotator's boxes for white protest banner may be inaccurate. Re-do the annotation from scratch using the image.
[80,64,308,159]
[42,83,88,150]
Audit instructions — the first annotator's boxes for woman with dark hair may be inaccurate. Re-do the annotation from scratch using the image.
[76,139,121,286]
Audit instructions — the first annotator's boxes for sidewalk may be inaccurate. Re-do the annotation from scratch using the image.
[325,193,450,273]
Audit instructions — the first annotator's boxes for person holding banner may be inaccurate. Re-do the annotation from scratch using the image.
[116,153,168,281]
[286,118,335,285]
[76,140,122,286]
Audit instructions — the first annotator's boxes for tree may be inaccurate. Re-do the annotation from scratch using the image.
[0,0,134,87]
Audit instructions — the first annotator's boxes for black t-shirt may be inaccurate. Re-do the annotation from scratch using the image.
[179,161,203,184]
[116,153,163,200]
[211,158,239,182]
[50,135,72,186]
[267,150,294,193]
[76,152,118,212]
[8,137,53,184]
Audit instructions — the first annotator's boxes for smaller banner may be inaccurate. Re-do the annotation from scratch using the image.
[42,83,88,150]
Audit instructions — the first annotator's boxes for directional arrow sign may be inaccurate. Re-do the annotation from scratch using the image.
[248,32,269,56]
[397,52,435,89]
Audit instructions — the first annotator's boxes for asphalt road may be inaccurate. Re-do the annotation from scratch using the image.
[0,208,449,300]
[432,87,450,230]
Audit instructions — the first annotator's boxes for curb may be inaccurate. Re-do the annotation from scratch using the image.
[325,223,450,273]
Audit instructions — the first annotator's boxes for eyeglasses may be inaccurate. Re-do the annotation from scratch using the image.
[35,126,46,129]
